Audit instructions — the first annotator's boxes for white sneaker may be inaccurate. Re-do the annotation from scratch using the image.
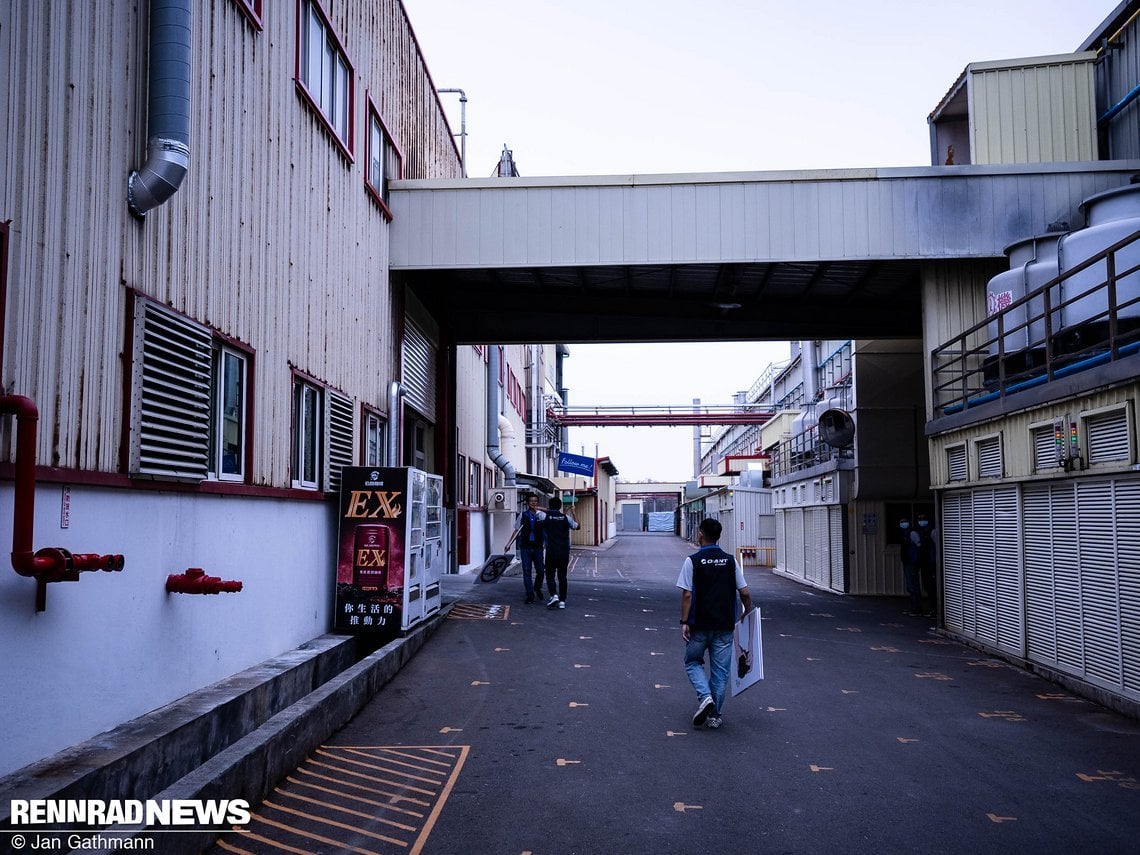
[546,595,560,608]
[692,696,714,726]
[558,601,566,609]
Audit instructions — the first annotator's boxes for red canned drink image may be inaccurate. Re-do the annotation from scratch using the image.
[353,525,389,592]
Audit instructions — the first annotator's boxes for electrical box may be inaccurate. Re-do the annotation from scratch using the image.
[487,486,517,512]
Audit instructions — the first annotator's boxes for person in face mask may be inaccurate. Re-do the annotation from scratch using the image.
[899,517,923,614]
[914,513,938,618]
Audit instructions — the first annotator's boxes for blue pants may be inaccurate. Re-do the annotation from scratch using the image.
[519,547,545,597]
[684,629,733,715]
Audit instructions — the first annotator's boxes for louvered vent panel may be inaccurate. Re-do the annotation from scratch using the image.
[993,487,1023,654]
[1023,485,1058,662]
[947,446,967,482]
[402,319,436,420]
[131,302,211,480]
[1076,481,1122,686]
[977,437,1002,478]
[1115,480,1140,694]
[971,490,996,642]
[1086,410,1130,464]
[325,391,355,494]
[1048,486,1084,673]
[1032,425,1061,472]
[941,492,968,633]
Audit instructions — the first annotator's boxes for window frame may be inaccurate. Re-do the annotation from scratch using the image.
[1082,403,1133,467]
[292,375,323,490]
[210,340,253,483]
[945,443,968,483]
[361,405,386,467]
[457,453,468,505]
[231,0,264,30]
[973,432,1003,480]
[364,93,403,221]
[295,0,354,160]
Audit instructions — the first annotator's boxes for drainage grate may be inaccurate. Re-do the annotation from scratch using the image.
[213,744,469,855]
[448,603,511,621]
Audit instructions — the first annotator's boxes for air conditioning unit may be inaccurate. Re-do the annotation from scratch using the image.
[487,486,518,512]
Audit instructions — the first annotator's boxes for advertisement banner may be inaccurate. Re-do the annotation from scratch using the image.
[335,467,406,639]
[557,451,596,476]
[730,607,764,697]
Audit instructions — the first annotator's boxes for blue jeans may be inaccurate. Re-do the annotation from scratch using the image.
[519,547,545,597]
[903,563,922,611]
[685,629,733,715]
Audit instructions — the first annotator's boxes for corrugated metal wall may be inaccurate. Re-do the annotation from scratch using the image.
[0,0,460,483]
[1097,13,1140,161]
[968,55,1098,165]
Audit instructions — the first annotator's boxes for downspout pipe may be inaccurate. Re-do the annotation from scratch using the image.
[388,381,404,466]
[128,0,192,217]
[487,346,516,486]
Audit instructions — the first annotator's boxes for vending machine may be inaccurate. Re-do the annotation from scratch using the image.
[335,466,443,640]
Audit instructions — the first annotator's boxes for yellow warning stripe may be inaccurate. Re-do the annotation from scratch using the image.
[261,798,408,847]
[285,774,426,818]
[295,764,432,807]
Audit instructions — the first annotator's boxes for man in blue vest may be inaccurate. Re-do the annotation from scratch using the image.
[677,518,753,729]
[514,493,546,604]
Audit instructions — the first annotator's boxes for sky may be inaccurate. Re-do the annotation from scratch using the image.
[402,0,1117,480]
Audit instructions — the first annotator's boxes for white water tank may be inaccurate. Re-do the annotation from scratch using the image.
[1057,182,1140,350]
[986,234,1062,361]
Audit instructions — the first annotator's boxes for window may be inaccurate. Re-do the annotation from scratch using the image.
[211,346,248,481]
[292,376,354,492]
[363,408,385,467]
[457,454,468,505]
[1084,407,1132,465]
[128,298,252,483]
[365,97,401,219]
[469,460,482,506]
[1031,423,1064,472]
[297,0,353,155]
[231,0,263,29]
[975,435,1003,478]
[293,379,322,489]
[946,445,967,483]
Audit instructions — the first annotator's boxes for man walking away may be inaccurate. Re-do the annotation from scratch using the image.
[543,496,579,609]
[515,493,546,604]
[677,518,752,729]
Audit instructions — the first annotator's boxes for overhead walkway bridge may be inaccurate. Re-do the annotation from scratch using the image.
[389,162,1140,344]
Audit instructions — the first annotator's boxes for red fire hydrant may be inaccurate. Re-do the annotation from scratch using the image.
[165,568,243,595]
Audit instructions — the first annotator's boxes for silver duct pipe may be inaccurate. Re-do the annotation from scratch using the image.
[487,347,516,485]
[388,381,403,465]
[128,0,191,217]
[800,340,819,403]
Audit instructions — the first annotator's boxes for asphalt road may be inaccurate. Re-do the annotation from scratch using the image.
[213,533,1140,855]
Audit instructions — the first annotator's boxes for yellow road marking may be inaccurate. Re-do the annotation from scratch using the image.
[666,730,686,737]
[296,764,431,806]
[986,814,1017,824]
[897,738,919,744]
[654,684,671,689]
[809,765,834,772]
[556,758,582,766]
[253,808,401,850]
[271,787,418,832]
[439,726,462,734]
[284,776,425,818]
[574,663,591,668]
[569,702,589,708]
[471,680,490,686]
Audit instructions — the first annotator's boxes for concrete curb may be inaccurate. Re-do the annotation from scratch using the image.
[2,609,450,855]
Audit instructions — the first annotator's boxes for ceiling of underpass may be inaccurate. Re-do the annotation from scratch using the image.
[403,258,929,344]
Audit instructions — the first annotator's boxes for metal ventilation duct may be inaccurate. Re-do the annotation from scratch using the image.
[128,0,191,217]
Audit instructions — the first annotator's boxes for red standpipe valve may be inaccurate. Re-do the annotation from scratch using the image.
[31,548,125,583]
[165,568,243,595]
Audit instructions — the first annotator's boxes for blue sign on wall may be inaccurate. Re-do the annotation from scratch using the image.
[557,451,596,477]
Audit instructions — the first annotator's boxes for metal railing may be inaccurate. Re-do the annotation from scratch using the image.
[931,228,1140,417]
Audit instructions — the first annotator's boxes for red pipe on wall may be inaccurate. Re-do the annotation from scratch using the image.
[166,568,243,594]
[1,395,65,579]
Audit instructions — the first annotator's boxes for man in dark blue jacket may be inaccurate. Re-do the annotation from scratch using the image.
[542,496,579,608]
[677,518,752,729]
